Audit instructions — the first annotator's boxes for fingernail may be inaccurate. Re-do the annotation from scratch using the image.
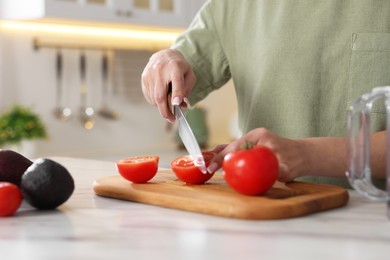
[183,97,191,107]
[172,96,181,106]
[207,162,219,173]
[166,118,175,124]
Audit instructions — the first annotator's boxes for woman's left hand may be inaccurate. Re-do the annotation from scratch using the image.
[207,128,312,182]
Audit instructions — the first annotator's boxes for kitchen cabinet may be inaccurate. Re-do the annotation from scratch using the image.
[0,0,207,28]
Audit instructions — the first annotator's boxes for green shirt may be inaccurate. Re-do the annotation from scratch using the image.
[173,0,389,188]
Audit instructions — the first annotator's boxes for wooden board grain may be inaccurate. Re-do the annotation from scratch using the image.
[93,170,349,220]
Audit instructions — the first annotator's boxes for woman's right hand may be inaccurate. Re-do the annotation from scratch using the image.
[141,49,196,123]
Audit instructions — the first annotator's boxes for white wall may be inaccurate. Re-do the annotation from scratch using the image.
[0,28,237,160]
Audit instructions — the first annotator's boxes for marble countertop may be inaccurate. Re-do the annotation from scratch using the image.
[1,157,389,260]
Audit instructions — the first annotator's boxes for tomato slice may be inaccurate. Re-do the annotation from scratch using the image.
[0,182,23,217]
[116,156,159,183]
[171,151,215,184]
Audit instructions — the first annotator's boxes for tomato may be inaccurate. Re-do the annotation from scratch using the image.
[222,146,278,196]
[0,182,23,217]
[116,156,159,183]
[171,151,216,184]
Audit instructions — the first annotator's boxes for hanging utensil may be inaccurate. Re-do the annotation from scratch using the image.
[79,51,94,129]
[98,50,119,120]
[53,49,72,121]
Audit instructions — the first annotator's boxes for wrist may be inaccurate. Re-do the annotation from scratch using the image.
[298,137,348,179]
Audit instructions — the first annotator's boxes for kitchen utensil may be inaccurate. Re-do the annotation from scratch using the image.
[98,50,119,120]
[53,49,72,121]
[346,86,390,218]
[174,104,207,174]
[79,51,94,130]
[93,171,349,220]
[175,107,209,149]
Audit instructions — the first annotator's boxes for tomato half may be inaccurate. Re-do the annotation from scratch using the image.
[171,151,215,184]
[222,146,278,196]
[116,156,160,183]
[0,182,23,217]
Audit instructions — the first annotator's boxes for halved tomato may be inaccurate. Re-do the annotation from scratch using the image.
[171,151,216,184]
[116,156,159,183]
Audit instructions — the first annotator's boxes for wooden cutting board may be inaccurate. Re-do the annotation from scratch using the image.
[93,170,349,220]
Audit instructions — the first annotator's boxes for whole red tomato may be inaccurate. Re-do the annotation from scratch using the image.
[222,145,278,195]
[171,151,216,184]
[116,156,160,183]
[0,182,23,217]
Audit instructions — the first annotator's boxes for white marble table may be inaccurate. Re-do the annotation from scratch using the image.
[1,157,389,260]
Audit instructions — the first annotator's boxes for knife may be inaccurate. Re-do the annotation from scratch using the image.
[173,105,208,174]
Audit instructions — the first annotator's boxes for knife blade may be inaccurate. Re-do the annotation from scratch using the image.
[174,105,208,174]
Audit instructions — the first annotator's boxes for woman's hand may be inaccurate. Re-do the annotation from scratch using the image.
[207,128,351,182]
[141,49,196,123]
[208,128,309,182]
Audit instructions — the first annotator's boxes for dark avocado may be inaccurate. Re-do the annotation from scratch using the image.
[21,158,74,210]
[0,149,33,186]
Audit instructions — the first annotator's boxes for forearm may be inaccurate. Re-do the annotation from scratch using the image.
[299,131,386,179]
[370,131,386,178]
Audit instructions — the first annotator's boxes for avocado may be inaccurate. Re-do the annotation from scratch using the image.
[0,149,33,186]
[21,158,74,210]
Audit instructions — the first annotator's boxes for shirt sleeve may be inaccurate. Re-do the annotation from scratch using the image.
[172,0,231,105]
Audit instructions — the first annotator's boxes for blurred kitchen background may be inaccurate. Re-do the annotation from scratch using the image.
[0,0,238,166]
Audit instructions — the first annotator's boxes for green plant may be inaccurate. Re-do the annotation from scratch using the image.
[0,105,48,147]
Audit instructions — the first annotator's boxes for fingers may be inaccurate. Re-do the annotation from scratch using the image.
[141,49,195,122]
[210,144,228,154]
[205,144,228,173]
[207,141,241,173]
[154,80,175,123]
[207,129,275,174]
[168,58,196,108]
[276,163,291,182]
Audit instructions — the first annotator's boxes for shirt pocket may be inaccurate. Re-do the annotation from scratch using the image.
[348,33,390,114]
